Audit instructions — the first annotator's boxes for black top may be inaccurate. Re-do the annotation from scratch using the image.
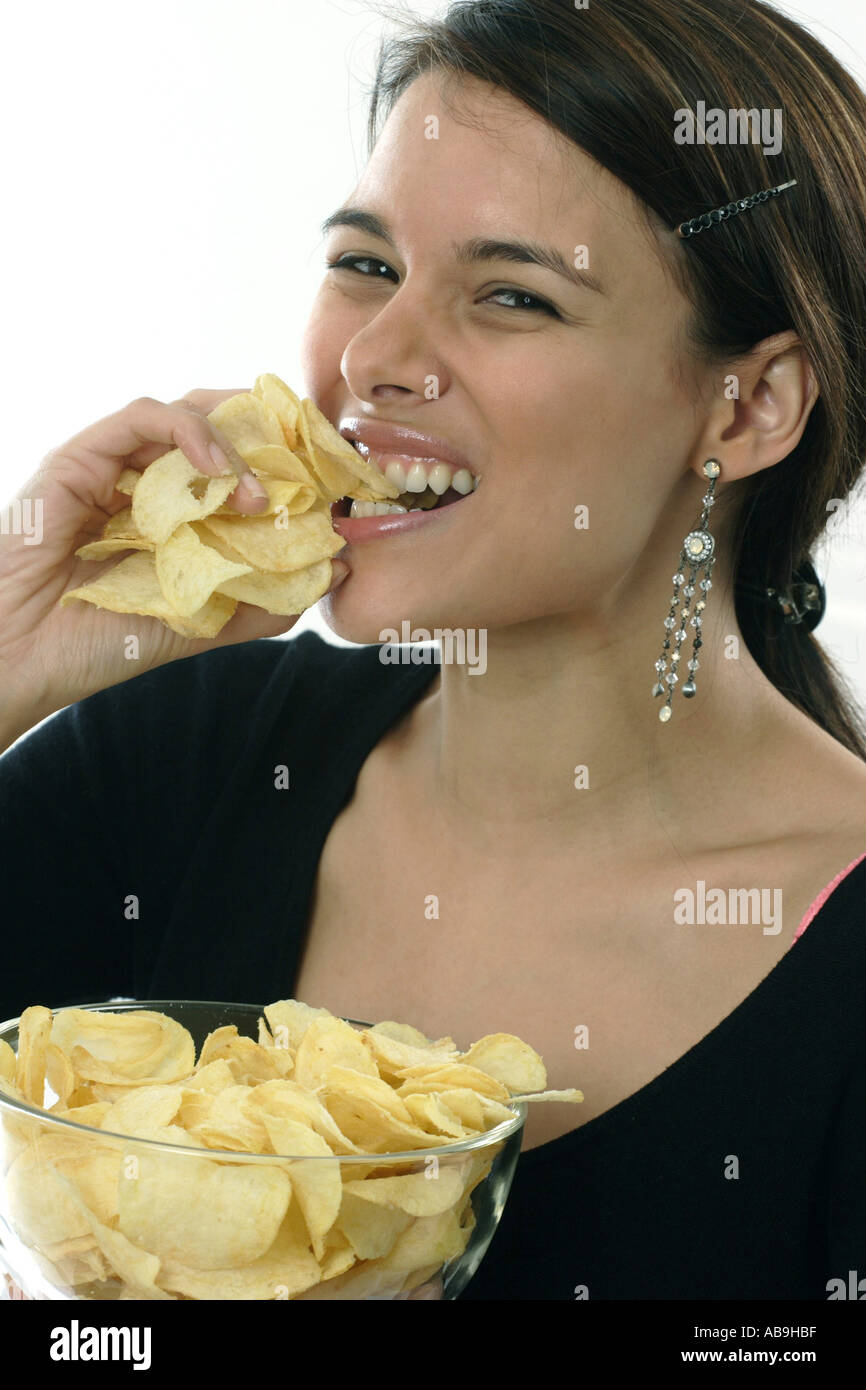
[1,631,864,1301]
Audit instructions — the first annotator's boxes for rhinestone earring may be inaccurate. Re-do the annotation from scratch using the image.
[652,459,720,722]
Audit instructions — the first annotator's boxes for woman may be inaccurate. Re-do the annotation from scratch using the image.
[2,0,866,1300]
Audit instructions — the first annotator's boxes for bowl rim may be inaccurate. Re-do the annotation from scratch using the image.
[0,999,528,1163]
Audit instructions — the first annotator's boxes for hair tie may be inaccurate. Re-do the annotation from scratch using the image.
[736,559,826,630]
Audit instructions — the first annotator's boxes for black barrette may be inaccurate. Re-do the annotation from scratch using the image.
[736,559,826,631]
[675,179,797,238]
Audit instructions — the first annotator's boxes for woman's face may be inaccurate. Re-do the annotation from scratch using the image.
[300,71,706,643]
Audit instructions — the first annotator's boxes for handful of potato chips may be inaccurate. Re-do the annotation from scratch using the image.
[59,375,400,638]
[0,1000,582,1300]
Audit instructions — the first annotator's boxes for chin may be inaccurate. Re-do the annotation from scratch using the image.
[319,584,486,647]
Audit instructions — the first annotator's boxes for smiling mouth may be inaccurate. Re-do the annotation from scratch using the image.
[335,442,480,517]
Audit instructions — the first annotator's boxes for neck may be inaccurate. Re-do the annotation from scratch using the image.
[410,578,793,861]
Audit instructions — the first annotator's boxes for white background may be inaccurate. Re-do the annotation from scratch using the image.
[3,0,865,704]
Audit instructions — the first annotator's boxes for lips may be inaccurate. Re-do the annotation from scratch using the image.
[339,419,478,477]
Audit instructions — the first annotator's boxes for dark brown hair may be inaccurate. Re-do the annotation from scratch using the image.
[364,0,866,757]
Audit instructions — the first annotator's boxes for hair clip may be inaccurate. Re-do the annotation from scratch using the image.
[736,560,826,631]
[675,179,797,238]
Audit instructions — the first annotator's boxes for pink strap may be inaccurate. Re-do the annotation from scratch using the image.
[793,849,866,941]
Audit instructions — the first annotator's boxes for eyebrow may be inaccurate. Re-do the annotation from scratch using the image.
[319,207,607,297]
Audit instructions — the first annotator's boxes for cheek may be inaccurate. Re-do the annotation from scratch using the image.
[298,289,351,396]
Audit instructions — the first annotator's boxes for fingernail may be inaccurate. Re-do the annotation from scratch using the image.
[208,441,235,476]
[327,560,349,591]
[236,473,269,505]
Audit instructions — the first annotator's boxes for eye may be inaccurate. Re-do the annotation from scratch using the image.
[325,254,561,318]
[325,253,397,281]
[482,287,561,318]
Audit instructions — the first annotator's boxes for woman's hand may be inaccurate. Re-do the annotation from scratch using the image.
[0,388,346,747]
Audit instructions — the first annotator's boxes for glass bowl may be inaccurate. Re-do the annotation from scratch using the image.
[0,1000,526,1300]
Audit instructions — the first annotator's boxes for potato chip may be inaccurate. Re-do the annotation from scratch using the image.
[186,1085,271,1154]
[335,1190,413,1260]
[318,1238,357,1283]
[74,505,154,561]
[155,522,252,617]
[114,467,141,496]
[182,1058,236,1094]
[361,1029,460,1081]
[512,1087,585,1103]
[60,550,238,638]
[461,1032,548,1093]
[291,1257,406,1302]
[50,1100,112,1127]
[341,1167,464,1218]
[45,1042,77,1109]
[368,1020,439,1047]
[394,1062,511,1103]
[400,1260,445,1294]
[5,1136,122,1245]
[317,1083,437,1153]
[117,1150,292,1270]
[0,1037,17,1083]
[195,1025,241,1069]
[425,1088,486,1130]
[65,1083,99,1107]
[297,397,400,503]
[253,373,303,449]
[206,390,288,452]
[98,1084,184,1138]
[99,506,146,541]
[215,557,334,616]
[323,1064,417,1125]
[298,1205,469,1301]
[257,1117,342,1259]
[194,1029,290,1085]
[132,449,237,545]
[43,1233,100,1261]
[157,1209,322,1301]
[211,443,314,486]
[197,523,334,613]
[65,1187,173,1300]
[242,475,318,517]
[34,1242,110,1291]
[263,999,334,1049]
[51,1007,195,1085]
[402,1092,468,1138]
[378,1205,470,1275]
[73,536,154,561]
[15,1005,52,1104]
[292,1017,379,1090]
[200,506,343,574]
[244,1079,362,1156]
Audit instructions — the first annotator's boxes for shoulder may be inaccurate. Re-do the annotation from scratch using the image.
[0,633,381,781]
[76,630,391,728]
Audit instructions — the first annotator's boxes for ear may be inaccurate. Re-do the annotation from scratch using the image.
[691,330,819,484]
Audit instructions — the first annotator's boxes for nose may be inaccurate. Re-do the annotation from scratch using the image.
[339,284,450,408]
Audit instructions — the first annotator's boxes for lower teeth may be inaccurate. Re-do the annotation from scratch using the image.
[347,483,467,518]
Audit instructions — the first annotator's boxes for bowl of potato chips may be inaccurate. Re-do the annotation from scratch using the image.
[0,999,582,1300]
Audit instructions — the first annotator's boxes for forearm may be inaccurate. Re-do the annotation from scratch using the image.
[0,686,57,756]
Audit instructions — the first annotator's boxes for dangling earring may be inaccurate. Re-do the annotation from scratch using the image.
[652,459,720,722]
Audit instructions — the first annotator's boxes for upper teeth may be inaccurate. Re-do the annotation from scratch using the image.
[351,443,478,497]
